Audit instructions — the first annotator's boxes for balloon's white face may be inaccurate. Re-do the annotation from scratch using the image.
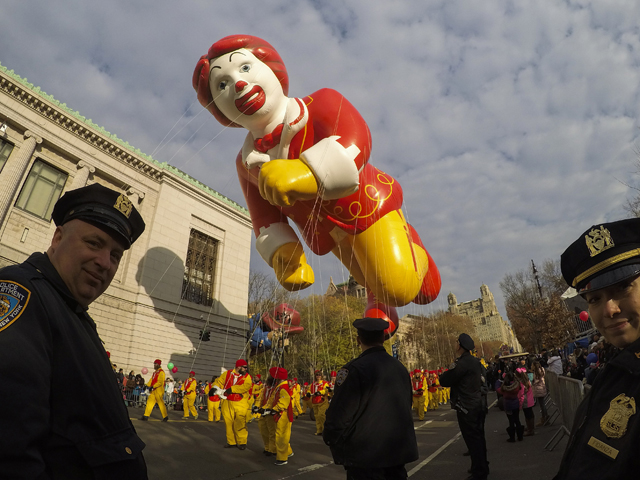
[209,49,285,128]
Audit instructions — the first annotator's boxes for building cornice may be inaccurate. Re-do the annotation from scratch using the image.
[0,63,248,217]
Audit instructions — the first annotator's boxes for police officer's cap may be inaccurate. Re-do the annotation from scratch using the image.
[352,317,388,331]
[458,333,475,351]
[52,184,145,249]
[561,218,640,294]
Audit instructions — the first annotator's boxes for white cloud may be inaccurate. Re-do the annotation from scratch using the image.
[2,0,640,332]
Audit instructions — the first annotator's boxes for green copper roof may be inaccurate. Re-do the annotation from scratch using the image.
[0,62,248,216]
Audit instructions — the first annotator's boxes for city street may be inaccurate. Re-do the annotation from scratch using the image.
[131,393,567,479]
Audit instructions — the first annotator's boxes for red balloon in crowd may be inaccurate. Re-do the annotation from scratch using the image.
[172,366,178,373]
[579,311,589,322]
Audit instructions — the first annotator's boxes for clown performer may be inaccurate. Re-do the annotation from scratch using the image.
[411,369,426,421]
[193,35,441,338]
[255,367,294,466]
[181,371,199,420]
[205,376,222,422]
[427,371,440,411]
[141,359,169,422]
[327,370,337,401]
[213,359,253,449]
[290,378,303,417]
[309,370,329,435]
[301,382,311,414]
[251,374,264,420]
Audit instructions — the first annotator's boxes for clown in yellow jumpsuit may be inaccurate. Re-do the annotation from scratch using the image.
[289,378,303,417]
[213,359,253,448]
[205,376,221,422]
[256,367,294,465]
[427,371,440,410]
[141,359,168,421]
[411,369,426,420]
[251,374,264,420]
[301,382,311,414]
[181,371,198,419]
[309,370,329,435]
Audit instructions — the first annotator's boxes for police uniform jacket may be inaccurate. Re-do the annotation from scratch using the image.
[554,336,640,479]
[0,253,147,479]
[323,346,418,468]
[439,351,483,412]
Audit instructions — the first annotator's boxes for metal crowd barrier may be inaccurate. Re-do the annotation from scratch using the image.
[543,371,585,451]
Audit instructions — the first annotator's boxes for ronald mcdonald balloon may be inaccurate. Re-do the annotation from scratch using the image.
[193,35,441,337]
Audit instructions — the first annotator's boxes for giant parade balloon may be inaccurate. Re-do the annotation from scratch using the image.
[248,303,303,355]
[193,35,441,337]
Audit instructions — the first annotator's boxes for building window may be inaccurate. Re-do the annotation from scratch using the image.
[0,138,14,172]
[15,160,67,220]
[181,229,219,306]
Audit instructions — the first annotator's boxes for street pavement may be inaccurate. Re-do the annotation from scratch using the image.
[130,393,568,479]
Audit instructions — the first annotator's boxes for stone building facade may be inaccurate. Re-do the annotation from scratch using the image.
[448,284,520,350]
[0,63,253,380]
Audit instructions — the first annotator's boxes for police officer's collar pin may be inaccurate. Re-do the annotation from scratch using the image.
[561,218,640,294]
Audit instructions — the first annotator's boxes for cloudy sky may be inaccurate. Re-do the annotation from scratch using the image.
[2,0,640,323]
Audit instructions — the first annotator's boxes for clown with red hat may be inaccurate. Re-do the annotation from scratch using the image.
[309,370,329,435]
[205,373,222,423]
[254,366,293,465]
[211,358,253,449]
[411,369,426,420]
[141,359,169,422]
[181,370,199,420]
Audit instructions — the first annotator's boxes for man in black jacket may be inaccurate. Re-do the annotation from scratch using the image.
[323,317,418,480]
[0,184,147,479]
[439,333,489,480]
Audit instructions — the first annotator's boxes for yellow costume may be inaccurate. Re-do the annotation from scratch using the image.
[205,381,221,422]
[251,378,264,420]
[181,374,198,419]
[411,370,426,420]
[142,362,168,421]
[427,372,439,410]
[289,380,303,417]
[309,373,329,435]
[301,383,311,414]
[213,364,253,447]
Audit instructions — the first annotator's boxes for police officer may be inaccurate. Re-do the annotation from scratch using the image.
[554,218,640,479]
[0,183,146,478]
[439,333,489,480]
[323,317,418,480]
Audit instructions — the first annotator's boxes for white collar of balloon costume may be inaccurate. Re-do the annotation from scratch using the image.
[246,96,362,267]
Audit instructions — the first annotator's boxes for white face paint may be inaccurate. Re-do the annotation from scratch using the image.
[209,49,286,129]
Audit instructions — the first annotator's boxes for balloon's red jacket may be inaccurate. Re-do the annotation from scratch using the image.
[236,88,403,265]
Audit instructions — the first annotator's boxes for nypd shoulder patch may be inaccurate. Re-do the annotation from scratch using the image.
[335,368,349,386]
[0,281,31,333]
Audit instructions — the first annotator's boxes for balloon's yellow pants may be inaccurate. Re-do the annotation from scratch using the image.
[221,400,249,446]
[332,210,429,307]
[143,389,167,418]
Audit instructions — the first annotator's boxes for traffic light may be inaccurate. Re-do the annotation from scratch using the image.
[199,330,211,341]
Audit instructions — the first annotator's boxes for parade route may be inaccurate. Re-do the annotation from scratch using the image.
[130,393,566,479]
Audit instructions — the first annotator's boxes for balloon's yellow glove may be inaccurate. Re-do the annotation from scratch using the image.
[272,242,314,291]
[258,159,318,207]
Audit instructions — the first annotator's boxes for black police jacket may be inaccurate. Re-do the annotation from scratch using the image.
[323,346,419,468]
[439,351,483,412]
[554,337,640,479]
[0,253,147,479]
